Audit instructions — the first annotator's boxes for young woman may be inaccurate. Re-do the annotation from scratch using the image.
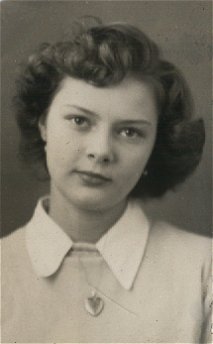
[2,21,211,343]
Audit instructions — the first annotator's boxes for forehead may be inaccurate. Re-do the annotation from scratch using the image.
[50,76,157,121]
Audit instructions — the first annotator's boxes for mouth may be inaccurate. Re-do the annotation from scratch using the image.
[74,170,112,186]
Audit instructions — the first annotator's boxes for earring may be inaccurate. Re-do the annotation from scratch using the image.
[143,169,148,177]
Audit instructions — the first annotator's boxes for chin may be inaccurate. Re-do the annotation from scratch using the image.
[70,192,120,212]
[74,200,109,212]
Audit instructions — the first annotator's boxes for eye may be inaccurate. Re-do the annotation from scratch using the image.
[64,114,90,129]
[71,116,88,126]
[120,127,142,139]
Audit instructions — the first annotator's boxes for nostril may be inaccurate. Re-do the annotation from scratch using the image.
[88,153,95,159]
[103,156,110,163]
[87,152,111,163]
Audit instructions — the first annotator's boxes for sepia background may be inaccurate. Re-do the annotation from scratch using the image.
[1,0,212,237]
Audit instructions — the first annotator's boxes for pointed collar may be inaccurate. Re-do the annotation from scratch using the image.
[26,197,150,290]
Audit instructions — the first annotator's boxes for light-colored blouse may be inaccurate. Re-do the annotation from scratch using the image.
[1,197,212,343]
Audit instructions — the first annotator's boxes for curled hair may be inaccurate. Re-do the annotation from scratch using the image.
[14,20,205,198]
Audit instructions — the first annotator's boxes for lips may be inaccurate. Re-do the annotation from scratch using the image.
[74,170,112,186]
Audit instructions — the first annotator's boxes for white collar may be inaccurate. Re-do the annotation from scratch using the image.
[26,197,150,290]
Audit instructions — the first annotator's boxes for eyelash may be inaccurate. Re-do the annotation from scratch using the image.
[68,115,90,128]
[65,115,145,140]
[119,128,143,139]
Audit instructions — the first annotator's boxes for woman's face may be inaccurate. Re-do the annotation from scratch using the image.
[39,76,158,211]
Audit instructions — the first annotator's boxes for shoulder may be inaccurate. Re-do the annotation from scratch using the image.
[1,223,38,301]
[151,220,211,248]
[1,225,28,271]
[148,219,211,267]
[151,221,211,247]
[2,226,26,251]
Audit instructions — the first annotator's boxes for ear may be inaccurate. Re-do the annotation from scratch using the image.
[38,116,47,142]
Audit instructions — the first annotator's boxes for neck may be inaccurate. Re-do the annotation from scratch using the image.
[48,189,127,243]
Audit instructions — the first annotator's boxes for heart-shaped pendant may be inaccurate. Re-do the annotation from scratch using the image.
[85,293,104,316]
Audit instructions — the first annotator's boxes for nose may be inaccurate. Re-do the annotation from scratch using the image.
[86,129,116,164]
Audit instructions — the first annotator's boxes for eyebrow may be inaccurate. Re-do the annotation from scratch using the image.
[65,104,152,126]
[65,105,99,117]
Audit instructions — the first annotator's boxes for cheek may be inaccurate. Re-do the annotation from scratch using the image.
[122,144,153,171]
[116,150,152,197]
[118,141,155,185]
[45,137,78,175]
[46,124,80,156]
[123,160,145,183]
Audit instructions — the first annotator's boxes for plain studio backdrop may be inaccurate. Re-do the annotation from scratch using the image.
[1,0,212,238]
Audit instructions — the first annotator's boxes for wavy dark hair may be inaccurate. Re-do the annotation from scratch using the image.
[14,20,205,198]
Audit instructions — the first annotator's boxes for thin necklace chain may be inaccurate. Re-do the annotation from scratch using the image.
[78,253,105,296]
[78,254,137,316]
[77,238,137,317]
[77,228,110,295]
